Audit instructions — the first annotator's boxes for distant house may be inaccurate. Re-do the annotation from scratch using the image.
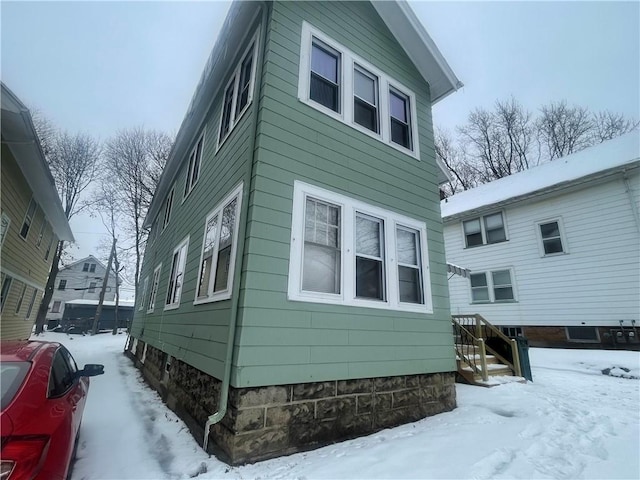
[59,299,134,333]
[1,82,74,340]
[46,255,118,324]
[443,131,640,349]
[127,0,462,464]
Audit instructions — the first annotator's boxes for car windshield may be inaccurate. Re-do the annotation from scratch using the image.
[1,362,31,410]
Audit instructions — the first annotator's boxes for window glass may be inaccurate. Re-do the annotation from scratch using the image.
[566,326,599,341]
[15,284,27,314]
[166,242,188,307]
[470,273,489,302]
[303,197,341,294]
[36,219,46,247]
[44,234,54,260]
[1,362,30,410]
[88,282,96,293]
[90,264,96,273]
[236,48,254,115]
[353,67,378,133]
[540,221,564,254]
[390,90,411,149]
[58,280,67,290]
[197,215,218,298]
[1,276,13,312]
[20,199,37,239]
[138,277,149,311]
[397,227,423,304]
[148,266,161,312]
[219,80,236,141]
[484,213,506,243]
[213,199,237,292]
[25,289,38,319]
[83,263,89,272]
[492,270,514,301]
[185,136,204,197]
[355,214,384,300]
[1,212,10,245]
[463,219,483,247]
[52,301,62,313]
[49,350,75,397]
[310,42,340,112]
[163,189,174,229]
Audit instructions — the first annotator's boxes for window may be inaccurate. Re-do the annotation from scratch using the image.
[566,326,599,343]
[83,263,89,272]
[463,212,507,247]
[147,265,162,313]
[89,264,96,273]
[36,218,47,247]
[58,279,67,290]
[88,282,97,293]
[288,181,431,312]
[298,22,420,158]
[217,35,258,146]
[0,275,12,312]
[48,349,75,397]
[470,269,516,303]
[501,326,523,338]
[389,88,411,149]
[138,277,149,311]
[20,199,37,239]
[162,188,174,230]
[44,233,54,261]
[1,212,10,246]
[311,41,341,113]
[52,301,62,313]
[538,219,566,255]
[165,238,189,309]
[15,284,27,314]
[195,184,243,303]
[184,134,204,198]
[25,289,38,319]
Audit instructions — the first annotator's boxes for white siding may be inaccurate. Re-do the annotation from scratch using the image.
[444,170,640,328]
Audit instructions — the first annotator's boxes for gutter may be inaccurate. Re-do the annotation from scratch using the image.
[203,0,269,452]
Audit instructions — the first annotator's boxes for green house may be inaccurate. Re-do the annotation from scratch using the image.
[128,0,462,464]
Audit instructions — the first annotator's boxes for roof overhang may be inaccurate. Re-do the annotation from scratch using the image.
[144,1,462,227]
[1,83,74,241]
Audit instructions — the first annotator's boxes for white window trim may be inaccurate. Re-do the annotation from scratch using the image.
[535,217,569,257]
[25,288,38,320]
[19,198,37,240]
[298,21,420,160]
[139,276,149,311]
[164,236,190,311]
[288,181,432,313]
[183,131,206,201]
[469,267,518,304]
[194,183,244,305]
[147,264,162,313]
[565,326,600,343]
[1,212,10,247]
[162,187,175,232]
[36,217,47,248]
[461,211,509,248]
[216,31,260,151]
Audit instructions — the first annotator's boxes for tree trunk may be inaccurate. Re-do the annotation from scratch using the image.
[34,241,64,334]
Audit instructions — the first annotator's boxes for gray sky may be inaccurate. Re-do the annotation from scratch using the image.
[2,1,639,297]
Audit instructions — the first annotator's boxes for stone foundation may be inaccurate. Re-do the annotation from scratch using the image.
[125,340,457,465]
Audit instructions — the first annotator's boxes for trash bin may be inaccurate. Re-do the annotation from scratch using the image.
[516,336,533,381]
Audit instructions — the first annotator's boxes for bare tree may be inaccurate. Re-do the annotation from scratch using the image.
[435,128,479,197]
[102,127,172,299]
[33,129,101,334]
[591,110,639,144]
[458,98,535,183]
[537,101,593,160]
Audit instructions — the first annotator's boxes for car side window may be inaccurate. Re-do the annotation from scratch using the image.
[48,349,76,397]
[59,346,78,374]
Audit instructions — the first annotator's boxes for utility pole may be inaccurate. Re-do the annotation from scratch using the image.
[92,238,116,335]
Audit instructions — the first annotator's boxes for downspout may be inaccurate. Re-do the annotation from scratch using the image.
[622,169,640,234]
[203,1,269,452]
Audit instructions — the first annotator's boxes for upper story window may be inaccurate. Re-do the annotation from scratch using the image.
[537,219,567,256]
[195,184,243,304]
[138,276,149,311]
[162,187,175,231]
[217,33,259,147]
[44,232,54,261]
[288,181,432,313]
[147,264,162,313]
[58,280,67,290]
[82,262,97,272]
[1,212,10,246]
[184,134,204,198]
[298,22,420,159]
[463,212,506,248]
[20,199,37,239]
[165,237,189,310]
[470,269,516,303]
[36,218,47,248]
[1,275,13,313]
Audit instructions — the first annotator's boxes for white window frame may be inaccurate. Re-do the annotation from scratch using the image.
[298,22,420,159]
[51,300,62,314]
[44,231,54,261]
[565,326,600,343]
[15,283,27,314]
[216,31,260,150]
[462,211,508,248]
[147,264,162,313]
[0,275,12,313]
[138,276,149,311]
[288,181,432,313]
[194,183,243,305]
[162,187,175,232]
[536,217,568,256]
[25,289,38,320]
[20,198,37,240]
[1,212,10,246]
[469,268,517,304]
[164,236,190,310]
[183,132,205,200]
[36,217,47,248]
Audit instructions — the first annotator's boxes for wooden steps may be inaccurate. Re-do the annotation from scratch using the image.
[455,344,525,387]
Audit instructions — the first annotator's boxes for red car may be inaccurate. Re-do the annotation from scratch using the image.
[0,341,104,480]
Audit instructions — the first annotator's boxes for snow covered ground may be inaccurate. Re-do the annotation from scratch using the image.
[33,331,639,480]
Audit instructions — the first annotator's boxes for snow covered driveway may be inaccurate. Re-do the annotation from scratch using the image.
[34,332,639,480]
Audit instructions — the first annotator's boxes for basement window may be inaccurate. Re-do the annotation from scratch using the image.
[566,326,600,343]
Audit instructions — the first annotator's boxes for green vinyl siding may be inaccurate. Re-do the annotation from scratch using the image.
[232,1,453,387]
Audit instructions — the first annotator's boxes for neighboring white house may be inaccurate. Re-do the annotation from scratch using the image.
[442,131,640,348]
[47,255,118,322]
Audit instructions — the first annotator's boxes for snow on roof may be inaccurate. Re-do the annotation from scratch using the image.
[66,299,135,307]
[441,130,640,219]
